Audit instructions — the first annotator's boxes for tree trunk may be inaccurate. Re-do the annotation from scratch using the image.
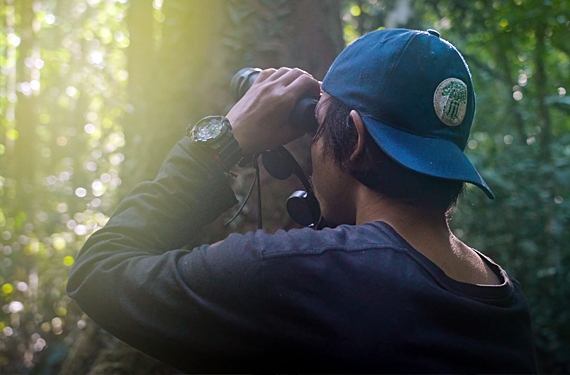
[62,1,343,373]
[534,22,552,161]
[13,0,38,210]
[122,1,156,186]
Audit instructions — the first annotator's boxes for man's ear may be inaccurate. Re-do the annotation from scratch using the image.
[349,110,366,163]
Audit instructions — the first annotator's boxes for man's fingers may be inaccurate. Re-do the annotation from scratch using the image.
[228,67,318,153]
[256,67,314,90]
[286,73,321,98]
[254,68,277,84]
[274,68,312,87]
[262,67,293,83]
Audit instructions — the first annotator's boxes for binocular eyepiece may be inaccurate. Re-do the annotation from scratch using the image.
[230,68,319,133]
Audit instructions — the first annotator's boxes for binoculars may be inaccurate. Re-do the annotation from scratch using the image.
[230,68,319,133]
[229,68,325,229]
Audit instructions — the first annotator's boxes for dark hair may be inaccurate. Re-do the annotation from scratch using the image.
[313,95,464,211]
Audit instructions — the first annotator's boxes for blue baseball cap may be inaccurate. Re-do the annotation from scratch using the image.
[321,28,494,199]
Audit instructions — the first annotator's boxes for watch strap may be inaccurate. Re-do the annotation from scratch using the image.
[208,130,242,171]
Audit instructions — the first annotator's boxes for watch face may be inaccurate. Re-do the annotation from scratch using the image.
[195,118,224,142]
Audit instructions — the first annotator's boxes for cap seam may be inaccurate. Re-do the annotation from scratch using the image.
[378,31,418,106]
[321,31,380,94]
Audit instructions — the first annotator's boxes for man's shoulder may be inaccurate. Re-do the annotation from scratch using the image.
[205,220,425,293]
[240,221,412,260]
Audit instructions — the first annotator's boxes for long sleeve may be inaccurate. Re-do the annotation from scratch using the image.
[66,135,538,374]
[66,135,346,373]
[66,136,253,371]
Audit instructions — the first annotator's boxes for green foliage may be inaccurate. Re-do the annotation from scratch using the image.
[454,139,570,372]
[344,0,570,372]
[1,0,569,373]
[423,1,570,372]
[0,0,129,372]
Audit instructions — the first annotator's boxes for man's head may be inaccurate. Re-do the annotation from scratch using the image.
[311,29,493,225]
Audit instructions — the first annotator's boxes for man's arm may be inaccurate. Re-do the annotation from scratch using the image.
[66,137,241,362]
[67,68,321,372]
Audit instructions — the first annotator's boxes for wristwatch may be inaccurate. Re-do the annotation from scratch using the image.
[187,116,242,171]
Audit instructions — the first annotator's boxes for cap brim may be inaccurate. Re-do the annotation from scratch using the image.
[362,116,494,199]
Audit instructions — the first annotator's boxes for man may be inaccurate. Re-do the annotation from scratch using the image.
[67,29,537,373]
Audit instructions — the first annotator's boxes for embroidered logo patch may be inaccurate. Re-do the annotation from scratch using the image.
[433,78,468,126]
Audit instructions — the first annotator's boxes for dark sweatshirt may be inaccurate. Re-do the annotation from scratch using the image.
[67,136,537,374]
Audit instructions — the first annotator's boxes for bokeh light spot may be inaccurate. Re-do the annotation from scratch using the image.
[53,237,66,251]
[84,123,96,134]
[9,301,24,313]
[45,14,56,24]
[75,187,87,197]
[74,225,87,235]
[2,283,14,294]
[40,322,51,332]
[63,256,74,267]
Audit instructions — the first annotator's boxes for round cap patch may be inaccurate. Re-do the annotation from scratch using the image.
[433,78,467,126]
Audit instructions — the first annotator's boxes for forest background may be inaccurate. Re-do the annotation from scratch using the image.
[0,0,569,374]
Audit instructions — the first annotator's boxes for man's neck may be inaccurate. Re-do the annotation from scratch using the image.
[354,184,448,232]
[353,185,501,286]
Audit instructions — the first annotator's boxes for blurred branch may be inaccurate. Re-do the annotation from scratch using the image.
[551,36,570,61]
[546,95,570,115]
[463,53,509,83]
[534,22,552,161]
[493,39,528,145]
[552,103,570,116]
[357,0,365,36]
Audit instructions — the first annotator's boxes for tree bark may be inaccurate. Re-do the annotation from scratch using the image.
[121,0,343,191]
[122,1,156,187]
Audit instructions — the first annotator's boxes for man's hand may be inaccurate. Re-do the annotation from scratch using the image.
[227,67,320,155]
